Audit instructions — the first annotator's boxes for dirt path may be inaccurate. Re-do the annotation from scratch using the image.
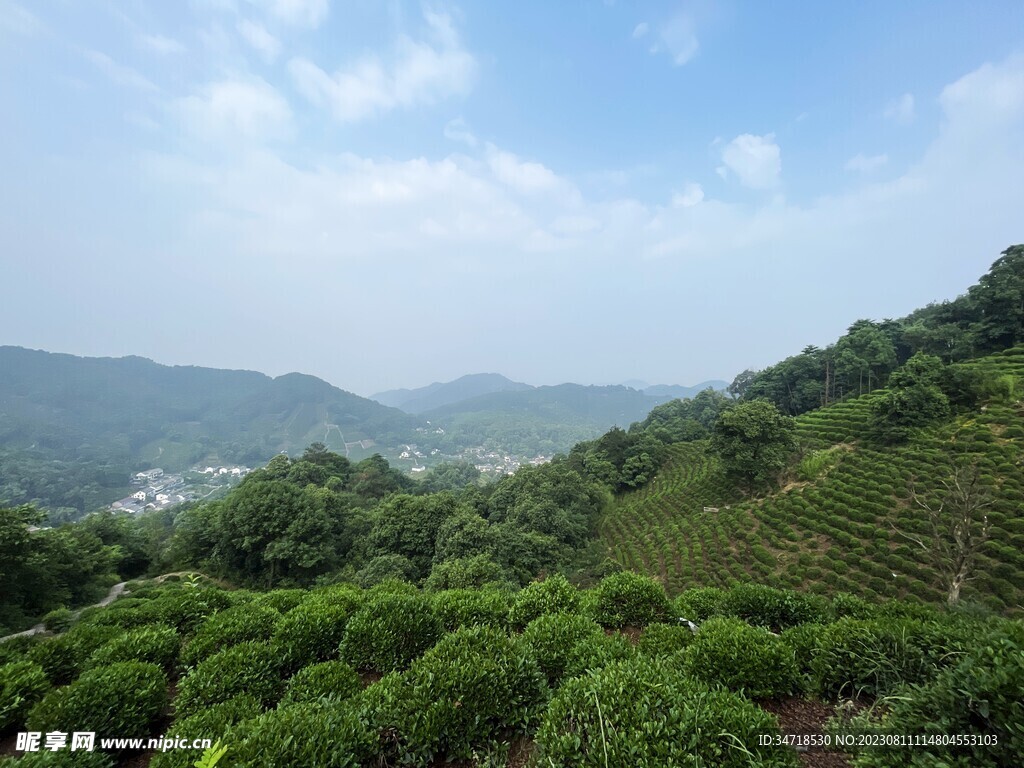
[0,580,129,643]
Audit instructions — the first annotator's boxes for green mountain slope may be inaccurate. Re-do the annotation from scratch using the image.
[0,347,422,514]
[601,346,1024,614]
[371,373,533,413]
[422,384,675,456]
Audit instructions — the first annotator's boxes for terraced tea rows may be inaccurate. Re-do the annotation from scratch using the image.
[602,348,1024,613]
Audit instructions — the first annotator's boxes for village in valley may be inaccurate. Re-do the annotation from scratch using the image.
[109,464,252,514]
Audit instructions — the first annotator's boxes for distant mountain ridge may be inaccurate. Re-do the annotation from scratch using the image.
[371,373,532,414]
[0,346,422,513]
[373,374,727,415]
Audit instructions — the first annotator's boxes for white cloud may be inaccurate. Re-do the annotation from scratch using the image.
[719,134,781,189]
[443,117,477,147]
[646,13,698,66]
[138,34,185,55]
[84,50,159,91]
[176,78,292,141]
[288,10,475,123]
[632,22,648,39]
[845,153,888,173]
[485,145,580,202]
[940,56,1024,127]
[237,19,281,61]
[884,93,915,124]
[254,0,328,28]
[671,182,704,207]
[0,1,40,36]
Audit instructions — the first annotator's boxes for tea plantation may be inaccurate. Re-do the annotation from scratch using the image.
[2,574,1021,767]
[601,345,1024,614]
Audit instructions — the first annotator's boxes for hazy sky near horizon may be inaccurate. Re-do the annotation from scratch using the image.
[1,1,1023,396]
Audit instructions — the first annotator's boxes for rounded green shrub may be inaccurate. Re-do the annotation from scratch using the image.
[831,592,876,619]
[591,571,670,629]
[431,588,511,631]
[147,588,233,635]
[683,617,799,699]
[225,700,372,768]
[182,605,280,668]
[174,642,282,719]
[720,584,831,631]
[270,599,358,674]
[637,622,696,657]
[562,632,635,679]
[672,586,725,622]
[251,589,306,613]
[27,661,167,739]
[281,660,360,707]
[536,656,798,768]
[86,625,179,674]
[28,625,120,685]
[850,622,1024,768]
[340,593,442,673]
[361,625,548,764]
[507,574,580,629]
[812,618,969,699]
[0,750,114,767]
[41,608,75,633]
[0,660,50,732]
[150,696,262,768]
[520,613,604,684]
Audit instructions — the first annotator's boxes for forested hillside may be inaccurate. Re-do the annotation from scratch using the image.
[0,349,422,515]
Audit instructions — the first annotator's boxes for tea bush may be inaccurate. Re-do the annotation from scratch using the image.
[591,571,671,629]
[150,696,262,768]
[85,625,179,674]
[851,622,1024,767]
[41,608,75,633]
[280,660,360,707]
[637,622,696,657]
[251,589,306,613]
[0,661,50,732]
[360,625,548,764]
[720,584,831,631]
[182,605,280,668]
[683,617,800,698]
[431,588,511,631]
[28,625,120,685]
[147,588,233,636]
[536,655,798,767]
[812,618,969,699]
[0,636,35,667]
[27,661,167,739]
[673,587,726,622]
[507,574,580,629]
[270,600,357,674]
[340,593,442,673]
[0,751,114,767]
[224,700,372,768]
[520,613,604,684]
[562,632,635,679]
[174,642,282,719]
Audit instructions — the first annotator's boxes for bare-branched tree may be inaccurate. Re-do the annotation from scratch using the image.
[893,462,992,606]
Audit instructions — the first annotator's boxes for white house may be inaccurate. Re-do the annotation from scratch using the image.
[132,491,147,502]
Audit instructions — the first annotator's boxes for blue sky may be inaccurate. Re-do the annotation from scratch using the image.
[1,1,1022,396]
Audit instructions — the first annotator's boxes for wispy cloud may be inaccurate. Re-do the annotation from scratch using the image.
[288,9,475,123]
[643,12,699,66]
[444,116,477,147]
[176,78,292,141]
[237,19,280,62]
[884,93,915,124]
[252,0,328,28]
[84,50,159,91]
[718,133,781,189]
[0,1,40,36]
[845,153,888,173]
[138,34,185,55]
